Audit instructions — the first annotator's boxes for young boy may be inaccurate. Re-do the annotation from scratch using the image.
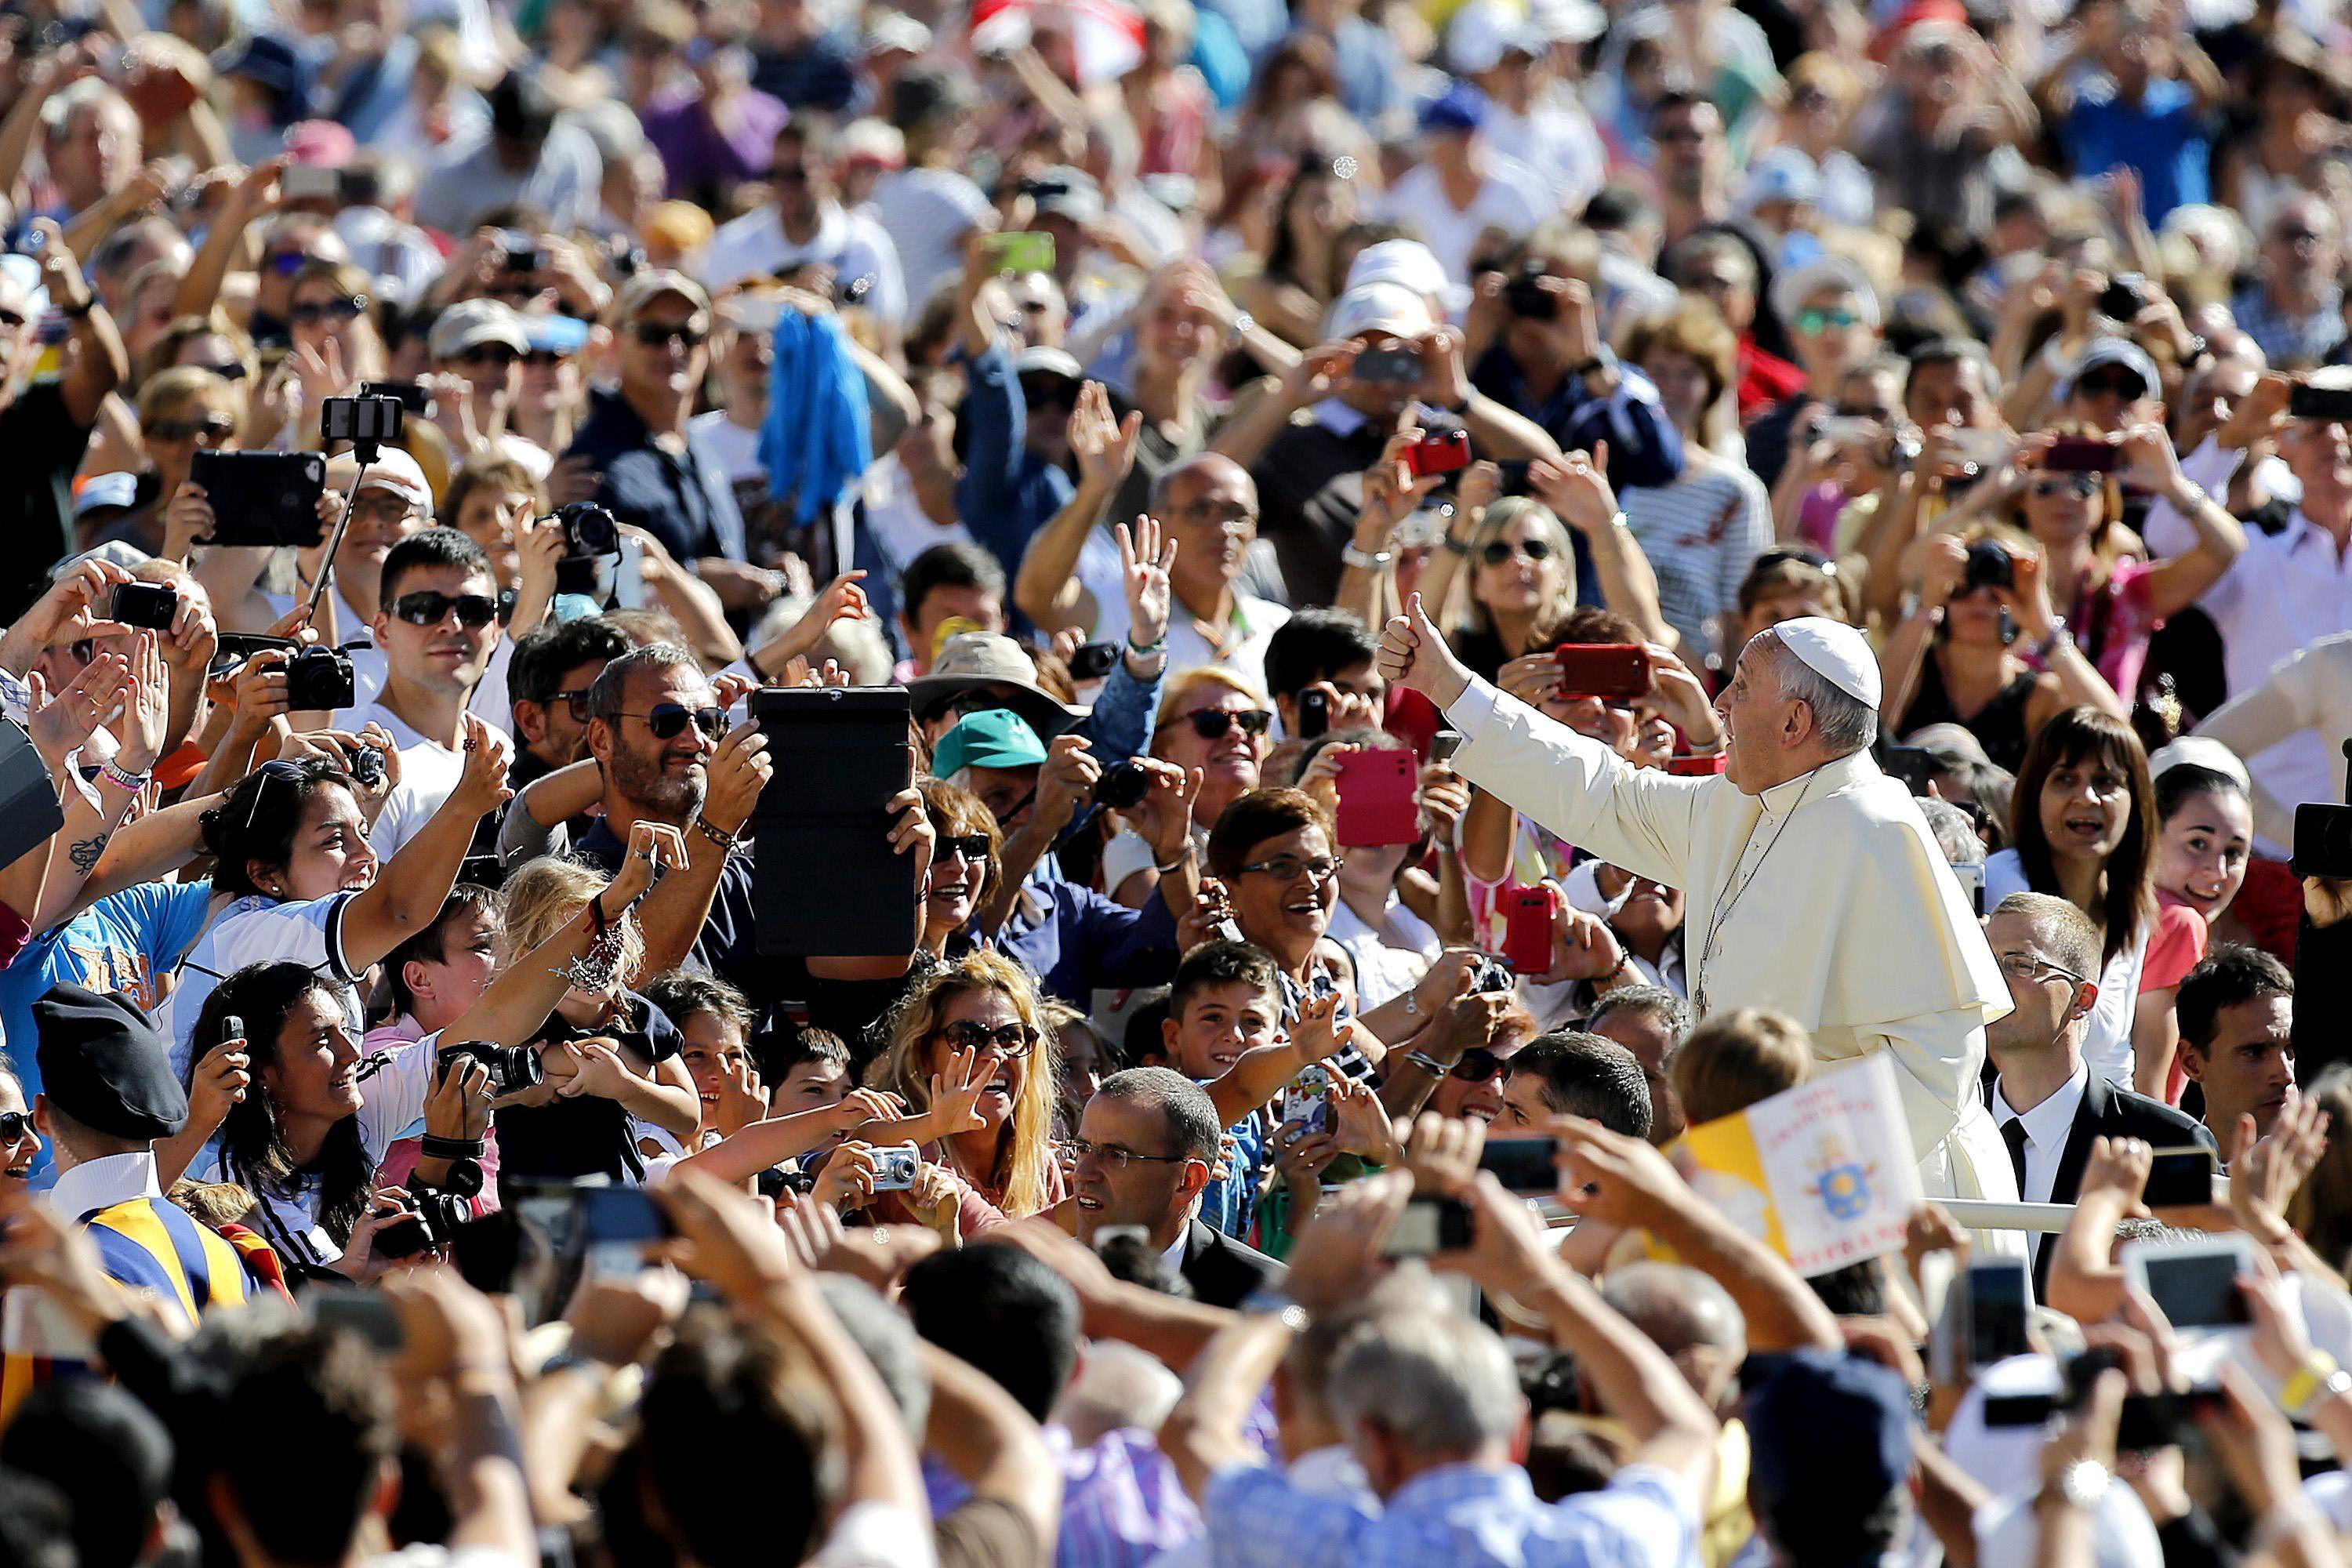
[1161,941,1288,1238]
[643,971,765,1148]
[757,1025,855,1116]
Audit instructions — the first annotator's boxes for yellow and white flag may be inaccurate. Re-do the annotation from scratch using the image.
[1677,1054,1923,1276]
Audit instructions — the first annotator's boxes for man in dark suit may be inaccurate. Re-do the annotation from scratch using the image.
[1073,1067,1283,1309]
[1982,894,2213,1296]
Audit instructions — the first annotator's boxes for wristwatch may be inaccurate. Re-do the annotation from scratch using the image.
[1238,1287,1310,1333]
[1341,543,1395,570]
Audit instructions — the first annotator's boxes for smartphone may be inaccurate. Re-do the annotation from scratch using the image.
[310,1290,405,1352]
[1814,415,1882,448]
[1944,426,2010,466]
[983,231,1054,275]
[2121,1236,2256,1330]
[1298,688,1330,740]
[1279,1063,1332,1135]
[1504,270,1556,319]
[1479,1138,1559,1194]
[1964,1256,2034,1368]
[110,582,177,630]
[1951,859,1986,917]
[1666,753,1727,776]
[1405,430,1472,477]
[1381,1195,1475,1258]
[1501,884,1552,974]
[281,163,340,202]
[496,229,543,273]
[1553,644,1652,699]
[575,1185,673,1244]
[1878,742,1940,796]
[320,393,403,448]
[2142,1145,2218,1209]
[1333,748,1418,848]
[221,1014,243,1047]
[2288,380,2352,421]
[751,686,917,956]
[2042,435,2122,473]
[1430,728,1465,765]
[359,379,430,416]
[1351,344,1424,384]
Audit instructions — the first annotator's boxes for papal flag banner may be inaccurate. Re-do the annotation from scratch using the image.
[1677,1053,1924,1276]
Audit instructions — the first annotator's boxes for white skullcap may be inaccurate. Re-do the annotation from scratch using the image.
[1769,615,1880,710]
[2148,734,2250,791]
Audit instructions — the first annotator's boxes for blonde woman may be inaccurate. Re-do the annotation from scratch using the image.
[872,949,1065,1221]
[488,855,702,1187]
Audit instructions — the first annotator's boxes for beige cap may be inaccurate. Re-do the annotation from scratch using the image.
[611,268,712,327]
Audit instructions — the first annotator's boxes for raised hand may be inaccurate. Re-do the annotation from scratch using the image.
[1530,440,1619,533]
[701,720,773,834]
[1033,733,1102,836]
[448,712,514,815]
[111,633,171,775]
[1375,592,1473,710]
[27,655,129,770]
[1069,379,1143,491]
[812,1141,882,1212]
[1117,515,1175,651]
[186,1034,252,1138]
[925,1045,998,1136]
[608,820,688,905]
[828,1086,910,1134]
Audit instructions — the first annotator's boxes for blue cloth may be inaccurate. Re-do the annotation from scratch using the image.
[1190,11,1250,111]
[0,880,213,1185]
[996,856,1181,1006]
[564,387,748,565]
[1074,655,1160,768]
[2059,76,2210,223]
[750,31,866,114]
[320,32,416,143]
[953,342,1073,579]
[1196,0,1286,60]
[1204,1460,1700,1568]
[760,307,873,525]
[1324,18,1405,125]
[1196,1108,1267,1238]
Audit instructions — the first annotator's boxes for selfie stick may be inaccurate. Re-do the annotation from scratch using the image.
[305,450,375,622]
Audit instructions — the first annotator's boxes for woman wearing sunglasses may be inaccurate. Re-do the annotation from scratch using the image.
[873,949,1063,1221]
[0,1066,40,1198]
[156,714,514,1077]
[917,779,1000,960]
[86,368,241,560]
[1129,669,1272,902]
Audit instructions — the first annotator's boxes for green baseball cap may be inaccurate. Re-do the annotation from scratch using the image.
[931,709,1048,777]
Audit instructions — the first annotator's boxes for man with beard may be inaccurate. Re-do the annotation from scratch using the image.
[506,616,632,791]
[574,644,935,1032]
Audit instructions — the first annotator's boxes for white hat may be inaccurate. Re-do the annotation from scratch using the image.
[1448,0,1542,74]
[1772,615,1880,709]
[1323,281,1436,341]
[326,444,434,520]
[1342,238,1468,312]
[1769,254,1882,329]
[2148,735,2250,790]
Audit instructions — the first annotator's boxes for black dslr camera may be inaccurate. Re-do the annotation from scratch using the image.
[284,642,360,711]
[554,502,619,559]
[1962,539,2015,593]
[1093,758,1152,810]
[437,1041,546,1094]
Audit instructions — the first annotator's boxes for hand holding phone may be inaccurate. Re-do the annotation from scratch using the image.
[1333,748,1418,847]
[1501,884,1553,973]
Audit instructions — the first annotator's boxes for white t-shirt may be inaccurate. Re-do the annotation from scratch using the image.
[691,202,909,326]
[1370,158,1552,284]
[159,891,363,1079]
[811,1502,938,1568]
[689,410,764,484]
[349,702,469,862]
[1985,850,2149,1088]
[1071,528,1289,691]
[865,167,993,311]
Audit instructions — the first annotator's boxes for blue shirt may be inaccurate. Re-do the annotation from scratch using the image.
[0,880,212,1182]
[953,342,1073,580]
[564,388,749,568]
[1205,1460,1700,1568]
[2060,76,2209,223]
[996,856,1181,1007]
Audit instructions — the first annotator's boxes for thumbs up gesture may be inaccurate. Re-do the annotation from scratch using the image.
[1377,592,1473,710]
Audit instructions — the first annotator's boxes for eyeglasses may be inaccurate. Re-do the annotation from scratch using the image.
[1237,854,1345,884]
[456,345,517,368]
[1020,377,1080,409]
[1482,537,1555,566]
[352,494,417,525]
[553,688,596,722]
[1156,706,1273,741]
[2032,474,2100,499]
[616,703,729,741]
[392,590,500,629]
[1450,1047,1508,1083]
[936,832,992,863]
[931,1019,1038,1054]
[2074,372,2146,399]
[1172,499,1255,529]
[1996,952,2089,988]
[1065,1136,1189,1173]
[1795,307,1860,333]
[0,1111,31,1142]
[289,296,366,325]
[243,757,309,838]
[633,321,709,350]
[192,360,249,382]
[147,414,234,443]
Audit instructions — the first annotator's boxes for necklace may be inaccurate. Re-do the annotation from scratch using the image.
[1693,772,1817,1018]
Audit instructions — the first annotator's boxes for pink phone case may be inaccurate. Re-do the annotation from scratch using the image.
[1501,885,1553,973]
[1334,750,1418,847]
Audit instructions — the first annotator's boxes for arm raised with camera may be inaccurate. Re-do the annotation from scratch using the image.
[340,713,512,968]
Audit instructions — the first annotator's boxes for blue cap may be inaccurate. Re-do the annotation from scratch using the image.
[1419,81,1488,135]
[524,313,592,355]
[1744,1351,1913,1515]
[931,709,1048,778]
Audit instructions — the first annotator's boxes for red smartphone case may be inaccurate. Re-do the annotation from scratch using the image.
[1667,753,1728,776]
[1501,885,1552,973]
[1554,643,1653,699]
[1405,430,1471,477]
[1334,749,1419,847]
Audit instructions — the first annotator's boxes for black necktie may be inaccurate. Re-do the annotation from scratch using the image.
[2002,1116,2030,1194]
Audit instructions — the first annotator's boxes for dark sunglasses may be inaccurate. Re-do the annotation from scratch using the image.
[0,1111,30,1142]
[633,321,709,349]
[148,414,234,443]
[243,757,309,836]
[1157,706,1273,741]
[2032,474,2101,499]
[290,296,366,325]
[553,688,595,722]
[1450,1047,1508,1083]
[2074,372,2146,399]
[192,360,249,382]
[931,1019,1037,1054]
[1482,536,1555,566]
[392,590,499,629]
[936,832,993,862]
[618,702,729,740]
[1021,376,1080,408]
[456,344,517,368]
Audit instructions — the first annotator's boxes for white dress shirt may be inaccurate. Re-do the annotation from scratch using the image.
[2143,437,2352,856]
[1993,1061,2088,1207]
[47,1149,162,1220]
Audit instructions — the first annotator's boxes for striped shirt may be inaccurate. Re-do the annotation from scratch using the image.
[157,891,361,1080]
[1618,464,1773,658]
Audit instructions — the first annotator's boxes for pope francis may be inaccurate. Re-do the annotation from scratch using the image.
[1377,590,2021,1214]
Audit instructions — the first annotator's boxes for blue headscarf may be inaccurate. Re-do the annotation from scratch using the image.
[759,307,873,525]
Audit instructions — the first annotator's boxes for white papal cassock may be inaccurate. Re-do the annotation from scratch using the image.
[1448,681,2024,1236]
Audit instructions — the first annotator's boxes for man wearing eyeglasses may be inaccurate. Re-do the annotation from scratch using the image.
[506,615,632,793]
[426,299,553,483]
[562,270,750,590]
[350,529,509,859]
[1982,893,2209,1292]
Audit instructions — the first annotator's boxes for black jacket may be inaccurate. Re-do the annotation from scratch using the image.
[1994,1071,2213,1297]
[1179,1218,1286,1309]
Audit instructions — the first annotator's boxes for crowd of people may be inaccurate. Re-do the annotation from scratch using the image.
[1,0,2352,1562]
